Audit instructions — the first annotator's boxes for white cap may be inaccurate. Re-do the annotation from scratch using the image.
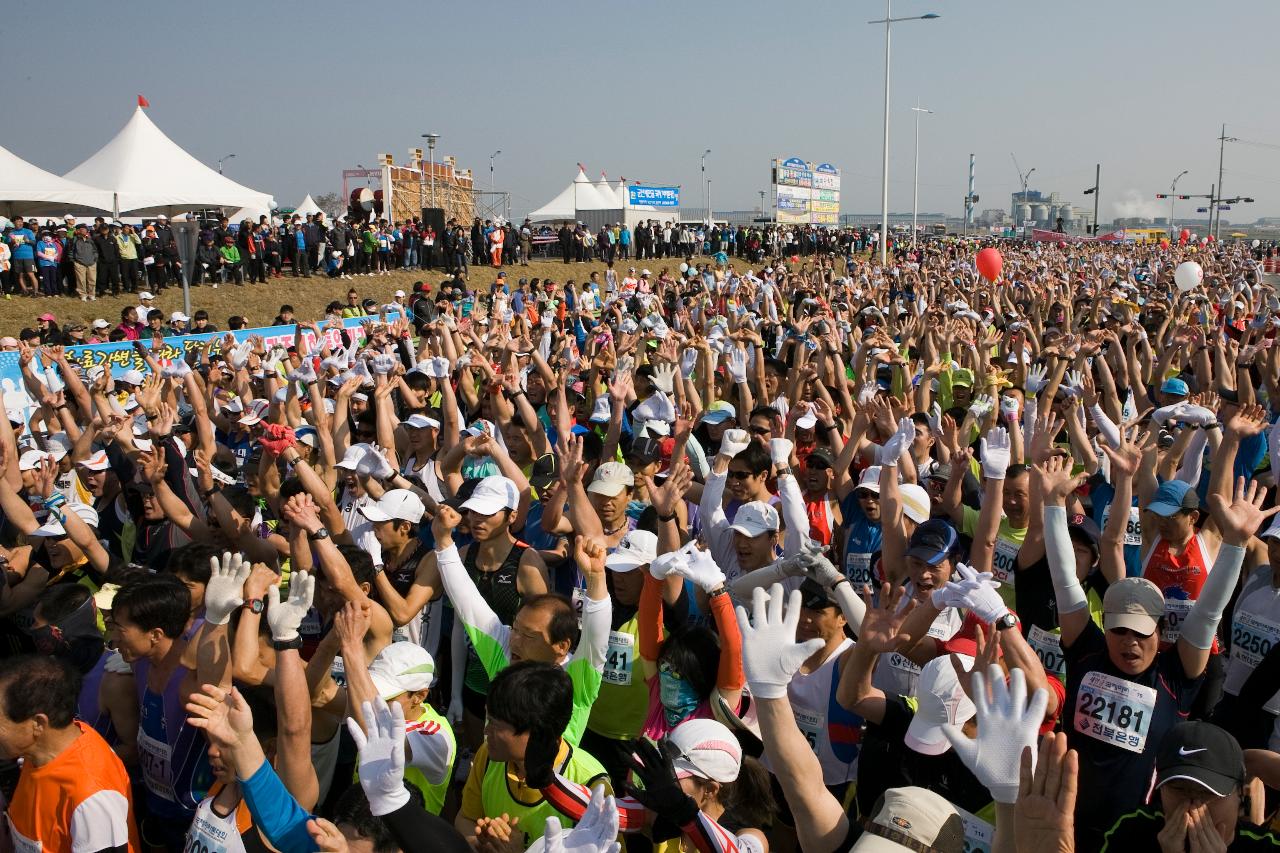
[119,369,145,386]
[238,399,269,426]
[899,483,931,525]
[138,291,154,300]
[668,719,742,783]
[77,450,110,472]
[903,655,976,756]
[170,311,190,323]
[18,449,51,471]
[45,433,72,461]
[30,502,99,537]
[856,466,882,493]
[1261,517,1280,541]
[335,444,370,470]
[461,475,520,515]
[605,530,658,572]
[587,461,634,497]
[728,501,780,537]
[588,396,611,423]
[359,489,427,524]
[91,318,109,330]
[404,414,440,430]
[795,405,818,430]
[368,642,436,698]
[394,290,406,297]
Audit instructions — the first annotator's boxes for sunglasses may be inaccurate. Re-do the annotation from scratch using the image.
[727,470,757,481]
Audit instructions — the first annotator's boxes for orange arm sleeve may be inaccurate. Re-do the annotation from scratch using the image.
[639,571,664,663]
[709,590,744,692]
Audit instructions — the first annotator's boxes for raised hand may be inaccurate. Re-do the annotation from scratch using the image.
[267,570,314,643]
[943,667,1049,804]
[1208,475,1280,548]
[1032,454,1086,506]
[347,697,410,816]
[980,426,1012,480]
[734,584,826,699]
[1014,733,1078,853]
[203,551,251,625]
[857,582,916,653]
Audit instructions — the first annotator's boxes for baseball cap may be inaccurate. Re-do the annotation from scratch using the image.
[119,369,145,386]
[906,519,958,565]
[37,313,56,323]
[1148,480,1199,517]
[18,449,51,471]
[92,318,109,330]
[1155,721,1245,797]
[605,530,659,573]
[799,577,838,610]
[529,454,559,493]
[335,444,369,470]
[589,396,612,423]
[1160,377,1190,397]
[294,426,318,448]
[170,311,190,323]
[587,462,635,497]
[1068,513,1102,551]
[461,475,520,515]
[951,368,974,389]
[1260,516,1280,541]
[359,489,427,524]
[77,450,110,472]
[806,447,836,469]
[626,436,663,466]
[899,483,931,524]
[856,465,882,494]
[45,432,72,461]
[138,291,155,300]
[30,502,99,538]
[728,501,780,537]
[668,718,742,783]
[795,406,818,430]
[702,401,737,425]
[404,413,440,430]
[1102,576,1165,635]
[903,654,977,755]
[237,399,269,426]
[368,642,436,699]
[850,787,966,853]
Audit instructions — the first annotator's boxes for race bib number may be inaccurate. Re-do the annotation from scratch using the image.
[1161,598,1194,644]
[794,707,825,753]
[991,539,1019,588]
[330,655,347,689]
[603,631,634,686]
[571,586,586,623]
[8,820,41,853]
[138,729,177,802]
[1074,671,1156,753]
[186,812,232,853]
[952,805,994,853]
[844,551,873,588]
[1100,504,1142,546]
[1231,611,1280,672]
[1027,624,1066,679]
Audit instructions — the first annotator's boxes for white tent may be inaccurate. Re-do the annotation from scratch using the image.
[593,173,621,208]
[64,106,274,217]
[0,144,113,218]
[528,167,616,221]
[292,194,322,218]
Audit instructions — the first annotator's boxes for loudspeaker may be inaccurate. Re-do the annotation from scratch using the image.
[420,207,446,233]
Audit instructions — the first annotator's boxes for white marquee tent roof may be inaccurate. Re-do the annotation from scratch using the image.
[64,107,274,217]
[292,194,322,217]
[0,145,113,218]
[528,167,623,221]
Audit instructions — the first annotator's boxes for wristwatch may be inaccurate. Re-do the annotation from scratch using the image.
[272,636,304,651]
[307,526,330,541]
[994,612,1018,632]
[241,598,265,615]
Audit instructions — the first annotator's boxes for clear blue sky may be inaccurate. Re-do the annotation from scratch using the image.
[6,1,1280,222]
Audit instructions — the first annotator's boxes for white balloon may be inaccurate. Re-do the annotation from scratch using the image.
[1253,239,1261,248]
[679,263,688,273]
[1175,261,1203,292]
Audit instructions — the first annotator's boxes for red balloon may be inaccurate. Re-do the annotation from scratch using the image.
[1160,238,1170,248]
[1057,240,1067,249]
[1180,228,1191,240]
[975,247,1003,282]
[1208,234,1216,242]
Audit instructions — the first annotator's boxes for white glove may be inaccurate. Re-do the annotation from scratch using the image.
[728,348,749,384]
[359,526,384,571]
[356,445,396,481]
[203,551,251,625]
[541,311,555,329]
[927,402,944,438]
[734,584,825,699]
[228,341,253,370]
[1151,402,1186,424]
[878,416,915,467]
[320,354,346,374]
[779,546,844,587]
[769,437,793,468]
[680,348,699,377]
[968,394,995,419]
[161,360,192,379]
[999,394,1019,421]
[371,353,397,375]
[718,428,751,459]
[945,563,1009,622]
[429,356,450,378]
[652,363,677,395]
[1173,404,1217,427]
[1025,363,1048,394]
[674,547,727,593]
[648,549,690,581]
[980,426,1012,480]
[857,382,878,406]
[262,346,287,374]
[1062,369,1084,397]
[266,570,315,643]
[943,667,1048,804]
[287,360,317,385]
[528,785,621,853]
[347,698,410,816]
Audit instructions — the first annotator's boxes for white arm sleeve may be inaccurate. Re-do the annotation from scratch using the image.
[831,579,867,635]
[777,472,809,556]
[579,593,611,673]
[1044,505,1089,615]
[1174,428,1209,485]
[1179,543,1245,650]
[405,719,457,786]
[434,544,510,654]
[1089,404,1121,450]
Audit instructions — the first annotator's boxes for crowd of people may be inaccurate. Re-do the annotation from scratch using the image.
[1,231,1280,853]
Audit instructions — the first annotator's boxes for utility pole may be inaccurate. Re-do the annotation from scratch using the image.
[1214,125,1236,241]
[1082,164,1100,235]
[911,100,932,250]
[964,153,975,237]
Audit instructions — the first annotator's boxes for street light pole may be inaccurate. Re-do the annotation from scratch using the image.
[422,133,440,209]
[1080,164,1100,235]
[759,190,766,218]
[1214,125,1236,241]
[217,153,236,175]
[701,149,711,226]
[489,150,501,193]
[869,3,939,265]
[911,100,932,251]
[1168,170,1188,239]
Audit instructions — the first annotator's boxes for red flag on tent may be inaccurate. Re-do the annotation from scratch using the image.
[137,94,150,108]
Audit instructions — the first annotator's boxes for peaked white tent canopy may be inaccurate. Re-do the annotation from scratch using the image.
[292,194,322,217]
[0,144,113,218]
[64,106,274,217]
[593,173,621,208]
[528,167,618,221]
